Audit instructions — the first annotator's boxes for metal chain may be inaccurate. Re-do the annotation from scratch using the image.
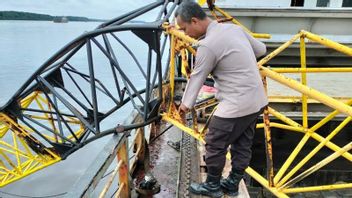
[177,113,200,198]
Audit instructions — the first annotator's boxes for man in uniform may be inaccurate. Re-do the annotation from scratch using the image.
[176,1,268,197]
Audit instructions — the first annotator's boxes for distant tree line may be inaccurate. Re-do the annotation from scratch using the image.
[0,11,105,22]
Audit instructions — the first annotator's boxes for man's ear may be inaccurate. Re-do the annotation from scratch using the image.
[191,17,198,24]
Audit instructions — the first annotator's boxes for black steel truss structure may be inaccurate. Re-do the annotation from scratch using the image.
[0,0,181,159]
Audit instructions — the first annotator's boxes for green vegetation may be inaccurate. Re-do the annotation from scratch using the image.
[0,11,105,22]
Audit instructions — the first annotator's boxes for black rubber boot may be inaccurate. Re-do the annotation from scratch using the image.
[220,170,243,196]
[189,174,224,198]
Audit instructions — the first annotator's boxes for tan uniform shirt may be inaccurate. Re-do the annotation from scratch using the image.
[182,21,268,118]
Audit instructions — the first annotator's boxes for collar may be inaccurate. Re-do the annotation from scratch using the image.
[205,20,217,37]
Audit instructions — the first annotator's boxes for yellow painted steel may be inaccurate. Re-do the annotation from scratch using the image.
[163,24,352,197]
[277,116,352,187]
[263,107,275,186]
[186,45,196,55]
[310,99,352,132]
[282,183,352,194]
[256,123,304,133]
[260,76,275,187]
[0,124,7,138]
[270,100,352,185]
[259,66,352,117]
[269,95,350,103]
[273,36,310,185]
[129,126,147,173]
[258,33,301,66]
[245,167,289,198]
[27,115,81,124]
[268,106,352,185]
[0,112,61,187]
[180,50,189,78]
[268,107,302,128]
[197,0,207,6]
[117,141,130,198]
[0,90,87,186]
[162,113,205,144]
[280,142,352,190]
[1,92,40,138]
[310,132,352,161]
[272,67,352,73]
[274,132,311,185]
[114,183,125,198]
[163,24,352,196]
[268,106,352,161]
[212,6,271,39]
[168,34,176,113]
[301,30,352,56]
[272,37,310,185]
[163,23,198,44]
[300,36,308,128]
[99,160,123,198]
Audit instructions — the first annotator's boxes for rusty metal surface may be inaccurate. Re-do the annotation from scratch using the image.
[147,124,181,198]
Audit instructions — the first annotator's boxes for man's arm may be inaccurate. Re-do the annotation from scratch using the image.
[243,30,267,58]
[181,45,217,109]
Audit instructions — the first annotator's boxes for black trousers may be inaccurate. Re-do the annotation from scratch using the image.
[205,107,264,176]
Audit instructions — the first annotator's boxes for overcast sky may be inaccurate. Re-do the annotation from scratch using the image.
[0,0,156,19]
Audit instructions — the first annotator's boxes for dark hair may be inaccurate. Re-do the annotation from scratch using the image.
[175,1,207,23]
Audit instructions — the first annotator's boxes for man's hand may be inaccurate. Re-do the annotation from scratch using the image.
[178,103,189,123]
